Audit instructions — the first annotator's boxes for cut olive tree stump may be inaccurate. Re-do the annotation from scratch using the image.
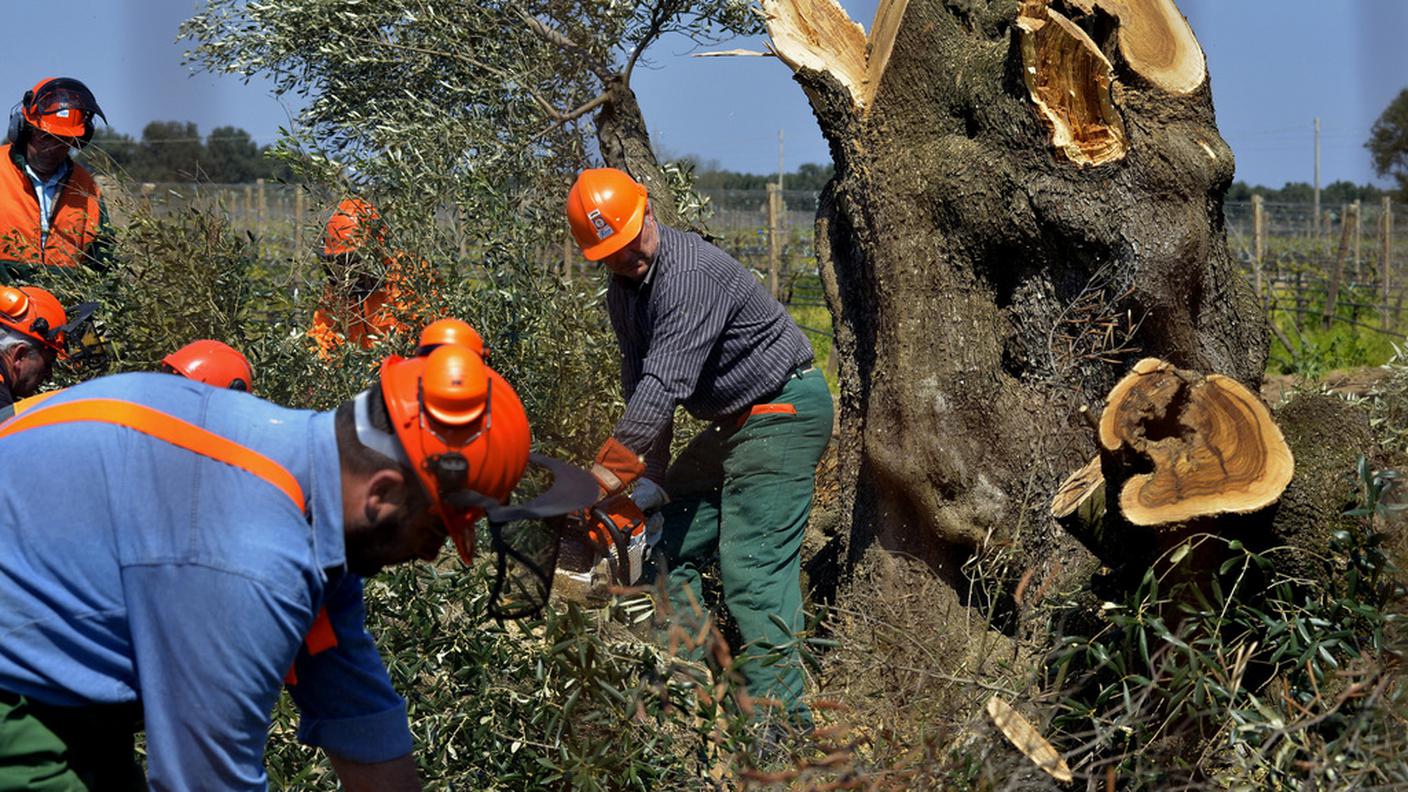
[756,0,1267,585]
[1053,359,1374,582]
[1100,358,1293,526]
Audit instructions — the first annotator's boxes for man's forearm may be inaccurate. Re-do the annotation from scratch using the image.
[329,752,421,792]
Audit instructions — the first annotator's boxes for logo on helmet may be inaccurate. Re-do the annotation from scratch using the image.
[586,209,614,241]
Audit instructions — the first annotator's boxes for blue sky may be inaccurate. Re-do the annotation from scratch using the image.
[4,0,1405,187]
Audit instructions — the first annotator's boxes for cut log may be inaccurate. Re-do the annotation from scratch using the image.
[1099,358,1294,526]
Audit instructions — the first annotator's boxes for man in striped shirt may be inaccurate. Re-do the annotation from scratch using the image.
[567,168,833,725]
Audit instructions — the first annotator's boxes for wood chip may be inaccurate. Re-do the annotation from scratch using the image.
[986,696,1073,782]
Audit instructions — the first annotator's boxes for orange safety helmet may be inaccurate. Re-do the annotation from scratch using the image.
[378,344,531,563]
[10,77,105,145]
[323,198,380,258]
[161,340,254,392]
[415,318,485,358]
[0,285,69,355]
[565,168,648,261]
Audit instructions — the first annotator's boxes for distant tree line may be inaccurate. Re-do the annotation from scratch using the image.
[1226,180,1390,206]
[688,165,1387,208]
[79,122,289,183]
[685,161,835,193]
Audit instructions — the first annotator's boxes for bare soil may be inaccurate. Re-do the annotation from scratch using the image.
[1260,366,1390,406]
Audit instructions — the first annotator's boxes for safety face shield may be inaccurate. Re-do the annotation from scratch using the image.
[25,78,106,146]
[441,453,599,620]
[56,302,107,372]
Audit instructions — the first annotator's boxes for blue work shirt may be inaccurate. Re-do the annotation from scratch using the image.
[0,373,412,789]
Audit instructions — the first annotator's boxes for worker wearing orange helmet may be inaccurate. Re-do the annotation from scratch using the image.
[0,283,93,409]
[1,78,113,281]
[566,168,833,726]
[415,317,485,358]
[308,198,423,358]
[0,326,596,788]
[161,339,255,392]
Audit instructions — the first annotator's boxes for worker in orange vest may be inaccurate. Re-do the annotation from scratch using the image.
[308,198,414,357]
[160,339,255,392]
[0,78,113,281]
[0,328,598,788]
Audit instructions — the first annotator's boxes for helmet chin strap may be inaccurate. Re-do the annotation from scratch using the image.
[354,389,411,466]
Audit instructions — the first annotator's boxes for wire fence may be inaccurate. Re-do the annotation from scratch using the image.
[102,181,1408,344]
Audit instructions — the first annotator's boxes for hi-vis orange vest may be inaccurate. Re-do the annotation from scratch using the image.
[0,396,337,683]
[0,143,103,269]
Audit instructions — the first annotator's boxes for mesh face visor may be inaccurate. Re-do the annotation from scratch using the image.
[26,79,106,142]
[443,453,599,620]
[57,302,106,371]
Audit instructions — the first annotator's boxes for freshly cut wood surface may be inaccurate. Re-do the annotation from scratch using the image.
[1017,1,1128,166]
[1100,358,1294,526]
[1103,0,1206,94]
[762,0,867,107]
[1051,455,1104,519]
[761,0,908,111]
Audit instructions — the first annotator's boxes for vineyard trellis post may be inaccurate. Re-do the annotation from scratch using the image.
[1353,199,1362,278]
[1252,195,1265,305]
[256,178,267,258]
[1383,196,1394,326]
[1323,202,1356,330]
[294,186,305,261]
[766,182,782,299]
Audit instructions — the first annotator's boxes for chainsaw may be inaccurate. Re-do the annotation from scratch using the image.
[554,492,656,603]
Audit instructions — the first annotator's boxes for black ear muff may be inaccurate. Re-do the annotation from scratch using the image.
[229,379,249,392]
[6,90,34,146]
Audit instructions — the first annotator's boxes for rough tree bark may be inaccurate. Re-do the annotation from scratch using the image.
[762,0,1267,585]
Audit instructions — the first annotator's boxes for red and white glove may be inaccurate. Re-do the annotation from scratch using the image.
[591,437,645,498]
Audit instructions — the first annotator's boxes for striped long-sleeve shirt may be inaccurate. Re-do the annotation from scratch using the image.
[608,223,814,479]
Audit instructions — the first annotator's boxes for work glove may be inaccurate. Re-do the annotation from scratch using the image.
[629,478,669,512]
[591,437,645,497]
[630,479,669,548]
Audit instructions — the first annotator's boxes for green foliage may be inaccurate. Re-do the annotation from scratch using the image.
[1366,344,1408,457]
[1049,459,1407,788]
[1368,87,1408,199]
[266,562,752,790]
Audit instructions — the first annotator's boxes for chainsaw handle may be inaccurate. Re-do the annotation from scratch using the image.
[590,503,632,585]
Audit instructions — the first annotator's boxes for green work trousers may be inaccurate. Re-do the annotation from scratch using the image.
[0,692,144,791]
[658,368,833,721]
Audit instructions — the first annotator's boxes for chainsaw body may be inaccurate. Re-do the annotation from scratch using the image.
[554,493,651,603]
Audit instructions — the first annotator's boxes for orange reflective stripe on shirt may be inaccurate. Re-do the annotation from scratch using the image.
[0,398,305,511]
[284,607,339,685]
[0,396,341,685]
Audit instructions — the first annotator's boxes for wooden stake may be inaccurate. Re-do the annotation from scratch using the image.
[1313,117,1321,239]
[1252,195,1265,305]
[1353,199,1362,279]
[294,186,305,260]
[256,178,267,257]
[1323,203,1355,330]
[767,183,783,299]
[1383,196,1393,326]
